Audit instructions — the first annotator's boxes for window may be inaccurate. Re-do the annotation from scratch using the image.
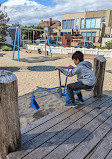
[76,19,79,29]
[68,32,71,34]
[85,18,101,29]
[58,37,61,41]
[92,32,96,43]
[95,18,101,28]
[54,37,57,41]
[71,20,75,29]
[102,17,106,23]
[62,20,66,29]
[67,20,71,29]
[60,32,63,36]
[85,19,91,29]
[62,19,75,29]
[91,18,95,28]
[81,18,84,29]
[87,32,92,41]
[81,32,86,41]
[81,32,96,42]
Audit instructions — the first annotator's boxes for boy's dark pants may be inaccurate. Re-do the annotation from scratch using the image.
[67,81,93,103]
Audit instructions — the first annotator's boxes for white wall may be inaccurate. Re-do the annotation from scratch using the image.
[25,44,112,58]
[5,35,13,45]
[102,38,112,47]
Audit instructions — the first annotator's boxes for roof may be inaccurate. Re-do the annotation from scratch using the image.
[38,20,61,28]
[62,9,112,16]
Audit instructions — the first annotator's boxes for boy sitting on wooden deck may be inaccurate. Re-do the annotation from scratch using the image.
[56,51,96,108]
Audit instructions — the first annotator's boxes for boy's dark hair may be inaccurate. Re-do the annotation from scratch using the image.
[72,51,84,62]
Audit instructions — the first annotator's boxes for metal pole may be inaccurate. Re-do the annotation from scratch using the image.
[18,27,20,61]
[46,30,52,57]
[45,31,47,56]
[28,30,29,41]
[64,67,70,93]
[33,31,34,44]
[12,28,18,60]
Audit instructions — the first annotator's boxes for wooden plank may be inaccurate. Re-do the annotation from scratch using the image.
[43,106,112,159]
[7,96,111,159]
[21,99,112,159]
[64,115,112,159]
[7,97,100,159]
[21,97,95,134]
[21,97,99,145]
[105,150,112,159]
[88,130,112,159]
[21,111,64,134]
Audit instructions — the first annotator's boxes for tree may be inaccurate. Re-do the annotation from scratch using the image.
[21,25,44,40]
[105,40,112,49]
[0,4,10,43]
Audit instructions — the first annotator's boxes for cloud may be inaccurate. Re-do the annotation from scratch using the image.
[2,0,112,25]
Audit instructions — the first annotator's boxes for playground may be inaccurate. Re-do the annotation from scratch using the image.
[0,50,112,128]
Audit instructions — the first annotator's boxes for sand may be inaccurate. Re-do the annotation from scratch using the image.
[0,50,112,128]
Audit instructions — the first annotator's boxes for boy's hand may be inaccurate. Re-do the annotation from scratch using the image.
[69,65,73,69]
[56,66,61,70]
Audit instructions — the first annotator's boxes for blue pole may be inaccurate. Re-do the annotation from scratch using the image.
[12,28,18,60]
[18,27,20,61]
[46,30,52,57]
[45,31,47,56]
[64,67,70,93]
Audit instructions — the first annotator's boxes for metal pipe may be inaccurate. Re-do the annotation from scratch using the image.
[64,67,70,93]
[12,28,18,60]
[46,30,52,57]
[32,86,60,94]
[45,31,47,56]
[18,27,20,61]
[34,90,59,99]
[20,27,45,32]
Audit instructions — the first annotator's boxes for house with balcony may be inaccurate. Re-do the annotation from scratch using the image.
[61,10,112,46]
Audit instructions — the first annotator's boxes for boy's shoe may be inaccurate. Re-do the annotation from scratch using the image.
[76,98,85,104]
[64,102,78,108]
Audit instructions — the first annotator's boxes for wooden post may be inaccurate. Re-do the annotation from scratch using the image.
[93,56,106,98]
[0,70,21,159]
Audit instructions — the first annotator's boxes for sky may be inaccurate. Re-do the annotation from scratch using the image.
[0,0,112,26]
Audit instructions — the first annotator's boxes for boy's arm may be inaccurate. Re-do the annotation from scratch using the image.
[59,67,79,77]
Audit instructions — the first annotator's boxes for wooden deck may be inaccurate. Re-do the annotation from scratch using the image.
[7,95,112,159]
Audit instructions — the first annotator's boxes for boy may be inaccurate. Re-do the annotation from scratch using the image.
[56,51,96,108]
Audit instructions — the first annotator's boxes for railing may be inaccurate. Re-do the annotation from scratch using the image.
[25,44,112,58]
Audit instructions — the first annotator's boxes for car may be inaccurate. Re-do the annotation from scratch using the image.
[39,40,47,46]
[74,41,96,49]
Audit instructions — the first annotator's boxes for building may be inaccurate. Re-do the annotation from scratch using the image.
[61,10,112,46]
[4,24,22,46]
[38,18,61,36]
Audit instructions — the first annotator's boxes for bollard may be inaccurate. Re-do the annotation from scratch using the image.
[0,70,21,159]
[93,56,106,98]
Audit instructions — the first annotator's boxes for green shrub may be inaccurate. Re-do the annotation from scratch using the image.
[96,46,108,50]
[105,40,112,49]
[24,43,39,45]
[1,45,12,51]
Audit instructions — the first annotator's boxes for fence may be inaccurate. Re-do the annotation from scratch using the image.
[25,44,112,58]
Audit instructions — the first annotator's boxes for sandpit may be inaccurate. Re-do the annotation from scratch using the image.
[0,50,112,128]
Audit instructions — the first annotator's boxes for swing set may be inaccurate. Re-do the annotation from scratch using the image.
[12,26,52,61]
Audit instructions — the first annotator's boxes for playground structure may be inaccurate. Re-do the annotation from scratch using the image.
[31,67,92,110]
[12,26,52,61]
[0,54,107,159]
